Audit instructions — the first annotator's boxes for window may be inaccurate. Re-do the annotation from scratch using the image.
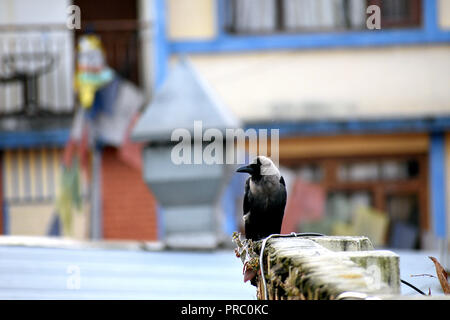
[369,0,422,28]
[296,163,323,183]
[338,159,420,182]
[284,155,427,249]
[224,0,422,35]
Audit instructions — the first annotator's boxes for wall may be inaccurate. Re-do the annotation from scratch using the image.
[6,203,88,238]
[439,0,450,29]
[101,147,158,241]
[0,0,70,25]
[167,0,216,40]
[8,204,53,235]
[185,45,450,123]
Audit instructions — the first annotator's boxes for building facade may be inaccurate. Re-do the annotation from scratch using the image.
[0,0,159,240]
[155,0,450,250]
[0,0,449,251]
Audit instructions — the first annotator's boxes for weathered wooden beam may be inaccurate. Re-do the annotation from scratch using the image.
[306,236,373,252]
[232,233,400,300]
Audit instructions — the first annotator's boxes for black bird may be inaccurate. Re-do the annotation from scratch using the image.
[236,156,287,241]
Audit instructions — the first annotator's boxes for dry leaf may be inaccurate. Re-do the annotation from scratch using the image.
[429,256,450,294]
[243,261,257,283]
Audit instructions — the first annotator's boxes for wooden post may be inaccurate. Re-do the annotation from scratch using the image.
[90,145,102,239]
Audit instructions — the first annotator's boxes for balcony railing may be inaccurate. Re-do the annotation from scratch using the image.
[0,24,74,116]
[0,20,151,118]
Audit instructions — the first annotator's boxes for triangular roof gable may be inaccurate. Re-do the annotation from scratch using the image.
[132,57,241,142]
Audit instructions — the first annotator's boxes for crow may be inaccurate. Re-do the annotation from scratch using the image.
[236,156,287,241]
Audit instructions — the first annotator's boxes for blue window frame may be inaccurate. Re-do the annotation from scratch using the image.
[430,132,447,239]
[168,0,450,53]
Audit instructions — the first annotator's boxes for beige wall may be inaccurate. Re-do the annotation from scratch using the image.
[167,0,216,40]
[439,0,450,30]
[183,45,450,122]
[8,203,89,239]
[9,204,54,236]
[0,0,70,25]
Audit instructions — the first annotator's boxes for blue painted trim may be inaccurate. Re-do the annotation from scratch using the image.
[430,132,447,238]
[156,204,165,240]
[216,0,226,40]
[170,28,450,53]
[221,185,235,236]
[169,0,450,53]
[245,117,450,137]
[2,117,450,150]
[154,0,169,88]
[0,129,70,149]
[153,0,170,241]
[424,0,439,33]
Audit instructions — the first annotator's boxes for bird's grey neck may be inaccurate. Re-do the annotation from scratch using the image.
[250,175,280,188]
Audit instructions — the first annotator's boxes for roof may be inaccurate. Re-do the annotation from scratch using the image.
[131,57,241,143]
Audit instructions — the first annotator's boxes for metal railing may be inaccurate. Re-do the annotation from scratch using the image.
[0,24,75,116]
[0,21,152,118]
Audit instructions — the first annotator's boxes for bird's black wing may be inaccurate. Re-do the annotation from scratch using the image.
[243,177,251,215]
[278,176,287,211]
[279,176,286,187]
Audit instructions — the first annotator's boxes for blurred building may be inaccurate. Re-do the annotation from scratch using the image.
[0,0,159,240]
[159,0,450,250]
[0,0,449,252]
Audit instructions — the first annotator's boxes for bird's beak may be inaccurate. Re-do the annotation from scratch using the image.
[236,165,254,174]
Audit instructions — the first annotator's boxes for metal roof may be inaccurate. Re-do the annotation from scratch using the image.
[131,57,241,142]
